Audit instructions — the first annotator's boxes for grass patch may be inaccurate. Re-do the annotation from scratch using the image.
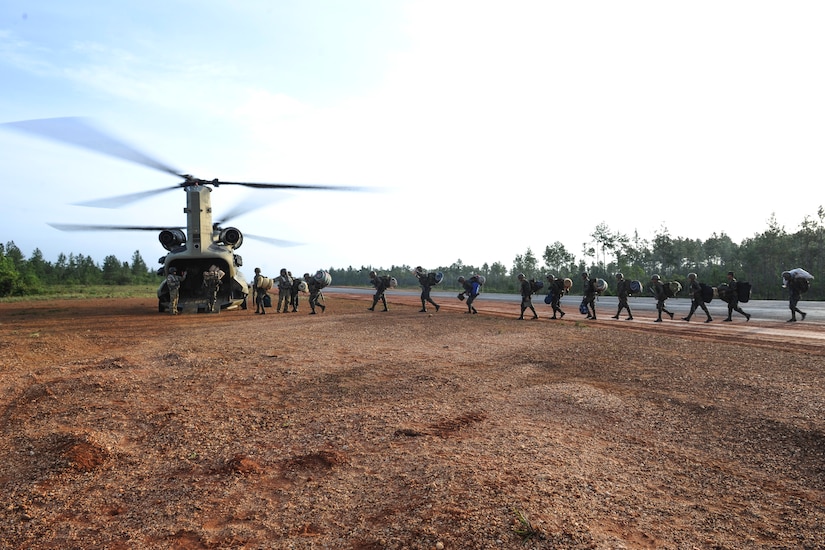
[0,284,157,303]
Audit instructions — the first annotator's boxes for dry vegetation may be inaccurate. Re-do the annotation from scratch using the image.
[0,292,823,549]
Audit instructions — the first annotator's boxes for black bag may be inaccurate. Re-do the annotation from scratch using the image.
[263,294,272,307]
[737,281,752,303]
[699,283,714,303]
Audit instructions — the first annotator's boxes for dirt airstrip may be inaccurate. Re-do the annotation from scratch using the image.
[0,292,823,549]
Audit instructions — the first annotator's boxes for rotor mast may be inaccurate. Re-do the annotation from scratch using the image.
[184,185,214,251]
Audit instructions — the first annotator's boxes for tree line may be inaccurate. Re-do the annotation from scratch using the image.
[0,243,156,296]
[2,208,823,299]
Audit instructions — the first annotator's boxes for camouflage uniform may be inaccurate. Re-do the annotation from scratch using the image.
[276,269,293,313]
[166,269,186,315]
[202,265,224,313]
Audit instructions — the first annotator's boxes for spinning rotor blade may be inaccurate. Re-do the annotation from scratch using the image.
[214,194,290,225]
[245,233,304,248]
[74,185,184,208]
[50,223,183,232]
[215,181,370,193]
[2,117,182,178]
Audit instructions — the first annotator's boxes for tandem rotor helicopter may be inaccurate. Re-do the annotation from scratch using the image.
[2,117,367,313]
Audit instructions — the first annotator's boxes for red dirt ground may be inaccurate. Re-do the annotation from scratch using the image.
[1,292,823,549]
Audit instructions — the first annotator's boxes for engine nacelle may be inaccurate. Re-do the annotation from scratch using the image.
[220,227,243,249]
[159,229,187,251]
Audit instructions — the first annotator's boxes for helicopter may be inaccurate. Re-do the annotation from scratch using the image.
[2,117,366,313]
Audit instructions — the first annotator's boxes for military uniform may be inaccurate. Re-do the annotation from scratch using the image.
[166,268,186,315]
[723,272,751,322]
[580,272,597,320]
[414,267,440,313]
[546,276,566,319]
[304,273,326,314]
[202,265,224,313]
[368,272,389,311]
[290,275,302,312]
[612,274,633,320]
[253,268,267,315]
[276,269,293,313]
[517,274,538,320]
[458,276,480,314]
[683,274,712,323]
[784,272,808,322]
[650,275,674,322]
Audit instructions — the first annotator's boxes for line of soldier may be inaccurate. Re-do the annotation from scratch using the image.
[251,268,326,315]
[538,270,806,323]
[245,264,809,323]
[367,267,810,324]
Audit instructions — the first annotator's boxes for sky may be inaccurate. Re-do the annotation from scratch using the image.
[1,1,824,280]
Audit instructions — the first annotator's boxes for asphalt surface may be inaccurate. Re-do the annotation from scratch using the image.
[325,286,825,324]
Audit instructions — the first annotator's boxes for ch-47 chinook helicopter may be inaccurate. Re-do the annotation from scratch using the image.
[2,117,366,313]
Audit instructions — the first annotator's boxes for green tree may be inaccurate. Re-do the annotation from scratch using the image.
[0,254,22,296]
[512,248,539,278]
[542,241,575,276]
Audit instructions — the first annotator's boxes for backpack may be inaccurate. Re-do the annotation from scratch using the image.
[530,279,544,293]
[664,281,682,298]
[795,277,810,293]
[737,281,752,303]
[256,276,273,290]
[699,283,714,303]
[426,272,443,286]
[379,275,398,289]
[313,270,332,289]
[627,280,643,295]
[166,275,180,290]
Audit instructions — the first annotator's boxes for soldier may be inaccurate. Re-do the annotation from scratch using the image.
[166,267,186,315]
[611,272,633,320]
[723,271,751,322]
[414,266,440,313]
[682,272,712,323]
[545,274,566,319]
[202,264,225,313]
[782,271,807,322]
[517,273,538,320]
[276,268,293,313]
[457,275,481,314]
[253,267,267,315]
[368,271,390,312]
[304,273,326,314]
[290,272,302,312]
[650,274,674,322]
[580,272,597,320]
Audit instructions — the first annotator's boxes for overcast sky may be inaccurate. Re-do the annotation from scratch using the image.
[2,1,824,279]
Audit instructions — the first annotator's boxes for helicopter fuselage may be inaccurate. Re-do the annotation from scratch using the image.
[157,186,249,313]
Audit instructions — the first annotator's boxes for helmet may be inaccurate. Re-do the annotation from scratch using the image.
[254,267,261,274]
[517,273,525,279]
[457,276,465,283]
[546,274,555,281]
[369,270,377,278]
[651,274,660,281]
[688,273,697,280]
[581,272,589,279]
[615,272,624,280]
